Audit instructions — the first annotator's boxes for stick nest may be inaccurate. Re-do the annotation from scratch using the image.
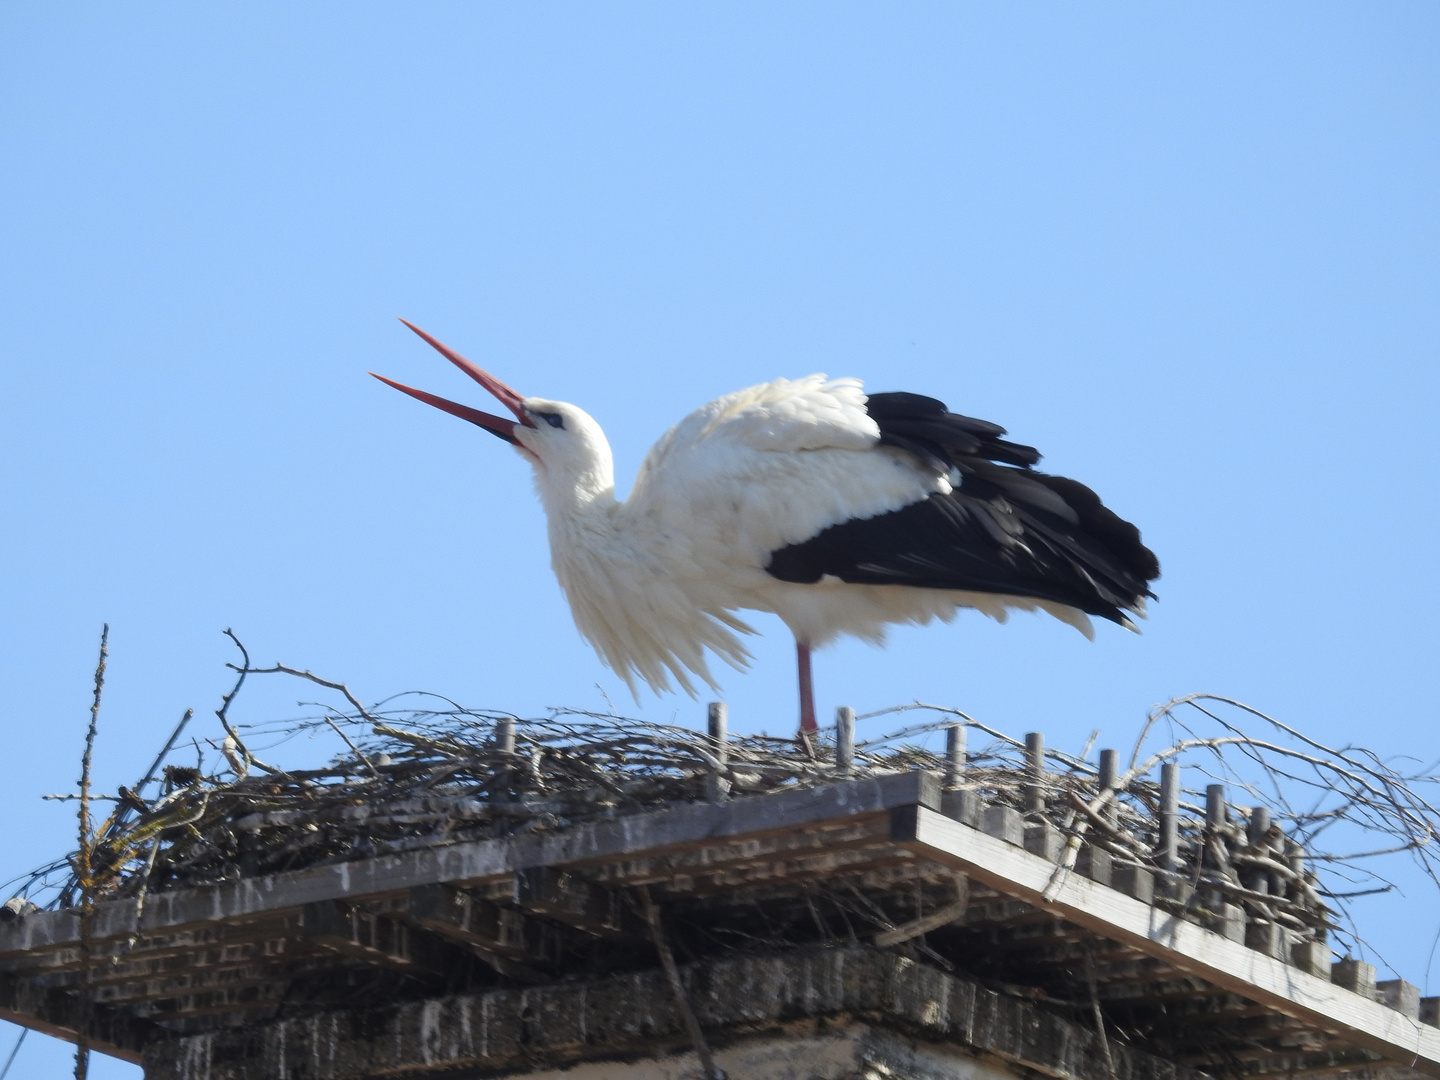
[9,640,1440,971]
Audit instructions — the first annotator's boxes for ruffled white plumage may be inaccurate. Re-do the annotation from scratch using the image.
[520,374,1090,699]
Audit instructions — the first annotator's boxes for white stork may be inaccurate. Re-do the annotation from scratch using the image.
[374,322,1159,734]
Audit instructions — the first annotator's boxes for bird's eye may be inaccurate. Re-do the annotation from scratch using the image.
[535,411,565,429]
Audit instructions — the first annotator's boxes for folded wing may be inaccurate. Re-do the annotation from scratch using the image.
[765,391,1160,626]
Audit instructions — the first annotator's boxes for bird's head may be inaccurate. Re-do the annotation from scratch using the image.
[372,321,614,501]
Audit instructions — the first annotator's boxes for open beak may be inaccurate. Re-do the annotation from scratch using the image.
[370,320,535,445]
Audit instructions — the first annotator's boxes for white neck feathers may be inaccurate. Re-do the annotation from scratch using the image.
[518,419,749,699]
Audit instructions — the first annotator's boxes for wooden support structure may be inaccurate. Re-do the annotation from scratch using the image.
[512,866,645,940]
[889,804,1440,1075]
[1,764,1434,1077]
[0,771,940,961]
[301,900,469,977]
[141,948,1214,1080]
[944,723,966,789]
[494,717,516,754]
[494,716,516,799]
[406,883,559,981]
[1158,761,1180,874]
[836,705,855,775]
[1246,804,1272,895]
[705,701,729,802]
[409,883,547,961]
[0,970,154,1064]
[1097,747,1120,827]
[1024,732,1045,814]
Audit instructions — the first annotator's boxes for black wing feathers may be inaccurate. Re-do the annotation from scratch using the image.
[765,391,1160,625]
[867,391,1041,468]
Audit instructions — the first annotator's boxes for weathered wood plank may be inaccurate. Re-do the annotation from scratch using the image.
[0,970,155,1064]
[512,867,646,940]
[77,956,337,1006]
[4,917,303,979]
[407,884,558,962]
[893,804,1440,1077]
[131,984,297,1022]
[658,846,920,897]
[586,816,897,890]
[28,937,314,991]
[141,946,1203,1080]
[0,770,938,960]
[404,884,558,982]
[301,901,471,978]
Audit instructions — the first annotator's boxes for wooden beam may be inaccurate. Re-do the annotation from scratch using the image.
[27,937,315,994]
[80,955,338,1007]
[874,874,969,947]
[142,945,1203,1080]
[513,868,645,940]
[585,816,897,890]
[1186,1045,1385,1078]
[635,841,916,898]
[685,861,954,915]
[0,970,155,1064]
[301,901,471,978]
[405,884,556,982]
[12,924,306,981]
[133,983,294,1022]
[891,804,1440,1077]
[0,770,938,961]
[407,884,557,961]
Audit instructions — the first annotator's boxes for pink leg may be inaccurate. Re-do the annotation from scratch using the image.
[797,640,817,735]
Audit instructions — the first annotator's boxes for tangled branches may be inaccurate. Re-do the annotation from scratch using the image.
[8,637,1439,975]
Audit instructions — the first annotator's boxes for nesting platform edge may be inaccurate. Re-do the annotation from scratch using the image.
[142,946,1203,1080]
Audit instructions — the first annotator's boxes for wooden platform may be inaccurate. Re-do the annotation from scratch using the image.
[1,770,1434,1077]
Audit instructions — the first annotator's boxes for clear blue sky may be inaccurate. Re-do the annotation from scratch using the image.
[2,5,1436,1075]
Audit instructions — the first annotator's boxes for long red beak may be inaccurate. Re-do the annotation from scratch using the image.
[370,320,535,445]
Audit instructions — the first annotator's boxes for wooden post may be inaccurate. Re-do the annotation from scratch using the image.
[495,718,516,799]
[1158,762,1179,873]
[944,724,966,790]
[706,703,729,802]
[1025,733,1045,814]
[1206,784,1226,828]
[836,706,855,775]
[1268,823,1287,896]
[1204,783,1227,909]
[1205,783,1227,869]
[1247,806,1270,895]
[1286,839,1305,903]
[1098,748,1119,824]
[1247,805,1270,844]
